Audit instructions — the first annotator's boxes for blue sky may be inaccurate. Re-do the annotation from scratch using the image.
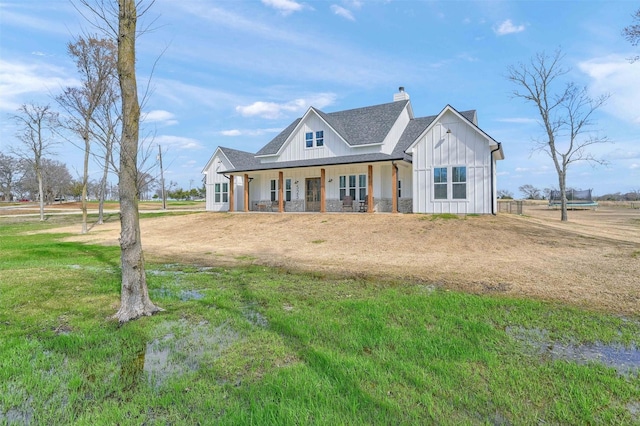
[1,0,638,197]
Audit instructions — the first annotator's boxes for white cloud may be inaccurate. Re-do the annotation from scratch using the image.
[236,93,337,119]
[578,55,640,124]
[0,59,80,111]
[220,128,282,137]
[154,135,203,150]
[630,163,639,170]
[331,5,355,21]
[143,110,178,126]
[493,19,526,36]
[261,0,303,15]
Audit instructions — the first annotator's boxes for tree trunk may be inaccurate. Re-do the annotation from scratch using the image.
[559,169,568,222]
[113,0,161,323]
[37,165,44,222]
[81,136,89,234]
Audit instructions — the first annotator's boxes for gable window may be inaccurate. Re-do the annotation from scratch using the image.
[305,130,325,148]
[452,167,466,199]
[285,178,292,202]
[434,168,447,200]
[270,179,277,201]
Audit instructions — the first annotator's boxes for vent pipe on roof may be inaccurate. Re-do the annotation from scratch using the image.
[393,86,410,102]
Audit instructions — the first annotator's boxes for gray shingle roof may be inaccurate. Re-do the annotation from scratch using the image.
[219,146,260,170]
[218,102,481,173]
[256,100,409,156]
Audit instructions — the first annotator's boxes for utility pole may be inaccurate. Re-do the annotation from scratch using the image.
[157,145,166,210]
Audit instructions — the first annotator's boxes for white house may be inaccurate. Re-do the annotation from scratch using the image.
[202,88,505,214]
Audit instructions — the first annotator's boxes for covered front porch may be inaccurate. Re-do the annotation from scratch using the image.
[224,161,412,213]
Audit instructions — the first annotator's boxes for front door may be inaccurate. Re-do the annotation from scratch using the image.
[305,178,321,212]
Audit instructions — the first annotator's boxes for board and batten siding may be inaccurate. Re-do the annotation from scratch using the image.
[411,112,493,214]
[260,113,382,164]
[204,152,244,211]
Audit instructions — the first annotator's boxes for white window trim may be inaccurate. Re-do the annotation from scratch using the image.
[432,165,468,202]
[304,130,325,149]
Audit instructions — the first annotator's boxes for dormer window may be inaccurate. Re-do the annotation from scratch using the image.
[305,130,324,148]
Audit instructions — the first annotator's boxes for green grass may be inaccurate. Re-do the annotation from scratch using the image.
[0,217,638,425]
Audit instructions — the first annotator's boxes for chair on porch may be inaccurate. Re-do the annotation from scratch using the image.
[271,200,285,212]
[359,197,368,212]
[342,195,354,211]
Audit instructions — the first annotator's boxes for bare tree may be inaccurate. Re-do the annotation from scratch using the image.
[623,8,640,63]
[507,50,610,221]
[115,0,162,322]
[20,159,73,203]
[518,184,542,200]
[10,104,59,221]
[90,70,121,224]
[57,36,117,234]
[75,0,161,322]
[0,153,21,201]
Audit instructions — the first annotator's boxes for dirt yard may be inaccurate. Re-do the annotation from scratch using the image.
[18,202,640,316]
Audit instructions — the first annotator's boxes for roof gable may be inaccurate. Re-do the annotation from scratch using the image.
[405,105,504,159]
[202,146,258,174]
[255,100,410,157]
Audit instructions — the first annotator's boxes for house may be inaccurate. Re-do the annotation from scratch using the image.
[202,88,504,214]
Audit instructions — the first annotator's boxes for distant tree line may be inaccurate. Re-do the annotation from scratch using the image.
[495,184,640,201]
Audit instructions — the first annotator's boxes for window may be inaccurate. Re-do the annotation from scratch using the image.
[358,174,366,201]
[285,179,292,202]
[433,166,467,200]
[348,175,356,200]
[270,179,277,201]
[214,182,228,203]
[305,130,325,148]
[452,167,466,199]
[339,174,367,200]
[397,179,402,198]
[339,176,346,200]
[434,168,447,200]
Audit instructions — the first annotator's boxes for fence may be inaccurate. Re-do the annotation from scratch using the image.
[497,200,523,214]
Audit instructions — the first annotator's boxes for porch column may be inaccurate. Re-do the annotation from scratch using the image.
[320,168,326,213]
[244,173,249,212]
[367,165,373,214]
[229,174,235,212]
[278,171,284,212]
[391,164,398,213]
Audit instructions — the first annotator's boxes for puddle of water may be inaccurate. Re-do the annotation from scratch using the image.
[506,326,640,377]
[0,395,34,426]
[150,287,204,301]
[242,303,268,328]
[140,320,240,387]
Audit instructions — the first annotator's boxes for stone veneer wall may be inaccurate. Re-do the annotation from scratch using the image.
[250,198,413,213]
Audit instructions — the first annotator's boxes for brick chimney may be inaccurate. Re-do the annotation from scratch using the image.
[393,86,410,101]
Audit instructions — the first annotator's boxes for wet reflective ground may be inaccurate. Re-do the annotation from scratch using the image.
[506,326,640,377]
